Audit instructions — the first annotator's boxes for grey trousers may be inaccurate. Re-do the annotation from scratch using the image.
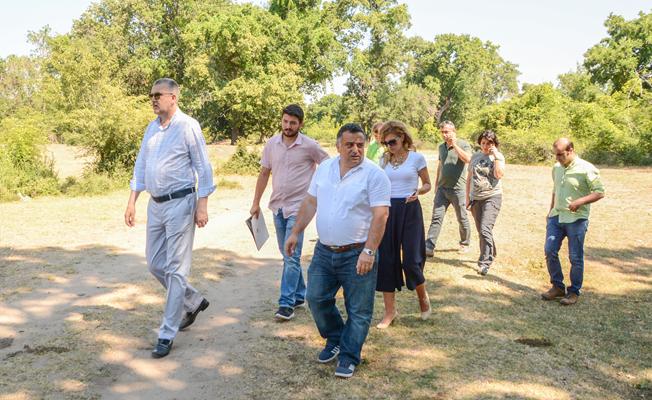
[426,186,471,250]
[470,194,502,269]
[146,194,203,340]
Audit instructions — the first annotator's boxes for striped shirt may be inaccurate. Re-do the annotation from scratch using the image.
[130,109,216,198]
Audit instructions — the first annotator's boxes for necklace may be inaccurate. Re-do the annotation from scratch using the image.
[390,153,407,170]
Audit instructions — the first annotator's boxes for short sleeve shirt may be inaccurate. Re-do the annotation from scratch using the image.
[381,151,427,198]
[469,151,504,201]
[549,157,605,223]
[308,157,391,246]
[438,140,472,190]
[260,133,329,218]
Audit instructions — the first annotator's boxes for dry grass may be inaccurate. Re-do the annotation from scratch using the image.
[0,145,650,399]
[238,162,652,400]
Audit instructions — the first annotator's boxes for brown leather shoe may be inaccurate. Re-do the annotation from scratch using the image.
[560,292,579,306]
[541,286,565,301]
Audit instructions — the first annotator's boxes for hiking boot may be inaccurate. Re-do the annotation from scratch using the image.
[335,360,356,378]
[179,298,210,331]
[541,286,566,301]
[151,338,173,358]
[317,343,340,363]
[560,292,579,306]
[274,306,295,321]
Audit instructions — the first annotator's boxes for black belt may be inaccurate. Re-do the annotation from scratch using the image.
[320,242,365,253]
[151,187,196,203]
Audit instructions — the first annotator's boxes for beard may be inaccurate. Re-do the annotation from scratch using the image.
[283,128,299,137]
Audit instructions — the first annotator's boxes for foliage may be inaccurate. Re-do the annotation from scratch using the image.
[407,34,519,126]
[0,114,60,200]
[220,144,261,175]
[60,171,129,196]
[584,11,652,93]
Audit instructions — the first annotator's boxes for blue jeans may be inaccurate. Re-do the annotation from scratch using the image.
[273,209,306,308]
[544,215,589,295]
[306,242,377,366]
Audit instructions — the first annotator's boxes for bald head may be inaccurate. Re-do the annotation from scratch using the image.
[553,137,575,166]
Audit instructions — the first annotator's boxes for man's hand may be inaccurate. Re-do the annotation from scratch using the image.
[568,199,582,212]
[195,197,209,228]
[356,252,375,275]
[250,204,261,218]
[285,232,299,257]
[444,130,457,146]
[124,203,136,227]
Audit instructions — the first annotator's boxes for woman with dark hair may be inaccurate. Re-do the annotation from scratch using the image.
[466,130,505,276]
[376,121,432,329]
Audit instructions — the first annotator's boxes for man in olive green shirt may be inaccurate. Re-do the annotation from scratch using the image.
[541,138,605,305]
[425,121,472,256]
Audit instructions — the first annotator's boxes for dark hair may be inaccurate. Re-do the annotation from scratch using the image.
[153,78,179,94]
[282,104,304,123]
[336,123,367,141]
[476,130,500,147]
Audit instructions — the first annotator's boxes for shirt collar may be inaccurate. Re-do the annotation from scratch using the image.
[157,108,181,130]
[276,132,304,148]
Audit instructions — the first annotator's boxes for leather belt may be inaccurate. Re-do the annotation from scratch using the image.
[321,242,365,253]
[151,187,196,203]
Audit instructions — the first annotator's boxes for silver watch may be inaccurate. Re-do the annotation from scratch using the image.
[362,248,375,256]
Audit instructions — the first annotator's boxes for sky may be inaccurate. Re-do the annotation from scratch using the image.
[1,0,650,88]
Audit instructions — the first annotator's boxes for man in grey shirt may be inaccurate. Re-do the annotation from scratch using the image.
[124,78,216,358]
[426,120,472,256]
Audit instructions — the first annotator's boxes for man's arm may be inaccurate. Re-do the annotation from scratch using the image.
[357,206,389,275]
[285,194,317,256]
[250,167,271,217]
[548,191,555,215]
[124,190,141,227]
[434,160,441,189]
[451,141,472,163]
[568,192,605,212]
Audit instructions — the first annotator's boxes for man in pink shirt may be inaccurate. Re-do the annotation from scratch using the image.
[250,104,329,321]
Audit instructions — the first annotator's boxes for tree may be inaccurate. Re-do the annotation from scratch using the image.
[584,10,652,93]
[407,34,518,126]
[337,0,411,131]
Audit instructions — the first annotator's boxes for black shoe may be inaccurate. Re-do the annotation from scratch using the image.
[179,298,210,331]
[275,306,295,321]
[293,299,306,309]
[151,339,173,358]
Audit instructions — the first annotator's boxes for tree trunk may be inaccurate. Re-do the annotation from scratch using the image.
[230,126,241,145]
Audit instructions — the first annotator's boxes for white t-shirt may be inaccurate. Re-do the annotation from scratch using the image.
[308,156,391,246]
[381,151,427,198]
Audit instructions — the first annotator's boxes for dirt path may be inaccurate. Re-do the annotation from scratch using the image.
[0,186,319,399]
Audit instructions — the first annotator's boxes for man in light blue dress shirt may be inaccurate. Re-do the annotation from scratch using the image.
[124,78,216,358]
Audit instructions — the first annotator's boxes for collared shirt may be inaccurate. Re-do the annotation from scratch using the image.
[549,157,605,223]
[130,109,216,198]
[438,140,472,189]
[308,156,391,246]
[260,133,329,218]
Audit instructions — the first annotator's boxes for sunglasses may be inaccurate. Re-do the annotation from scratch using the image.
[381,138,398,147]
[148,92,174,100]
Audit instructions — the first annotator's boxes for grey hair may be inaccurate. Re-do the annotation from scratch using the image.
[438,120,456,130]
[153,78,180,95]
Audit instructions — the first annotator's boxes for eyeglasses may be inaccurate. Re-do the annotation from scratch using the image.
[381,138,398,147]
[148,92,174,100]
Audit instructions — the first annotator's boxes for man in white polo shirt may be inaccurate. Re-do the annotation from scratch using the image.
[286,123,390,378]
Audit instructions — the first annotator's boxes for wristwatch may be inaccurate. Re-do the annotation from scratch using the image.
[362,248,375,256]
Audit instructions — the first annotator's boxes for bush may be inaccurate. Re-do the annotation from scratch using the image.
[220,144,261,175]
[0,114,61,201]
[60,171,129,196]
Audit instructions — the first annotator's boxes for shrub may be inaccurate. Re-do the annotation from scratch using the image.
[220,144,261,175]
[0,114,60,201]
